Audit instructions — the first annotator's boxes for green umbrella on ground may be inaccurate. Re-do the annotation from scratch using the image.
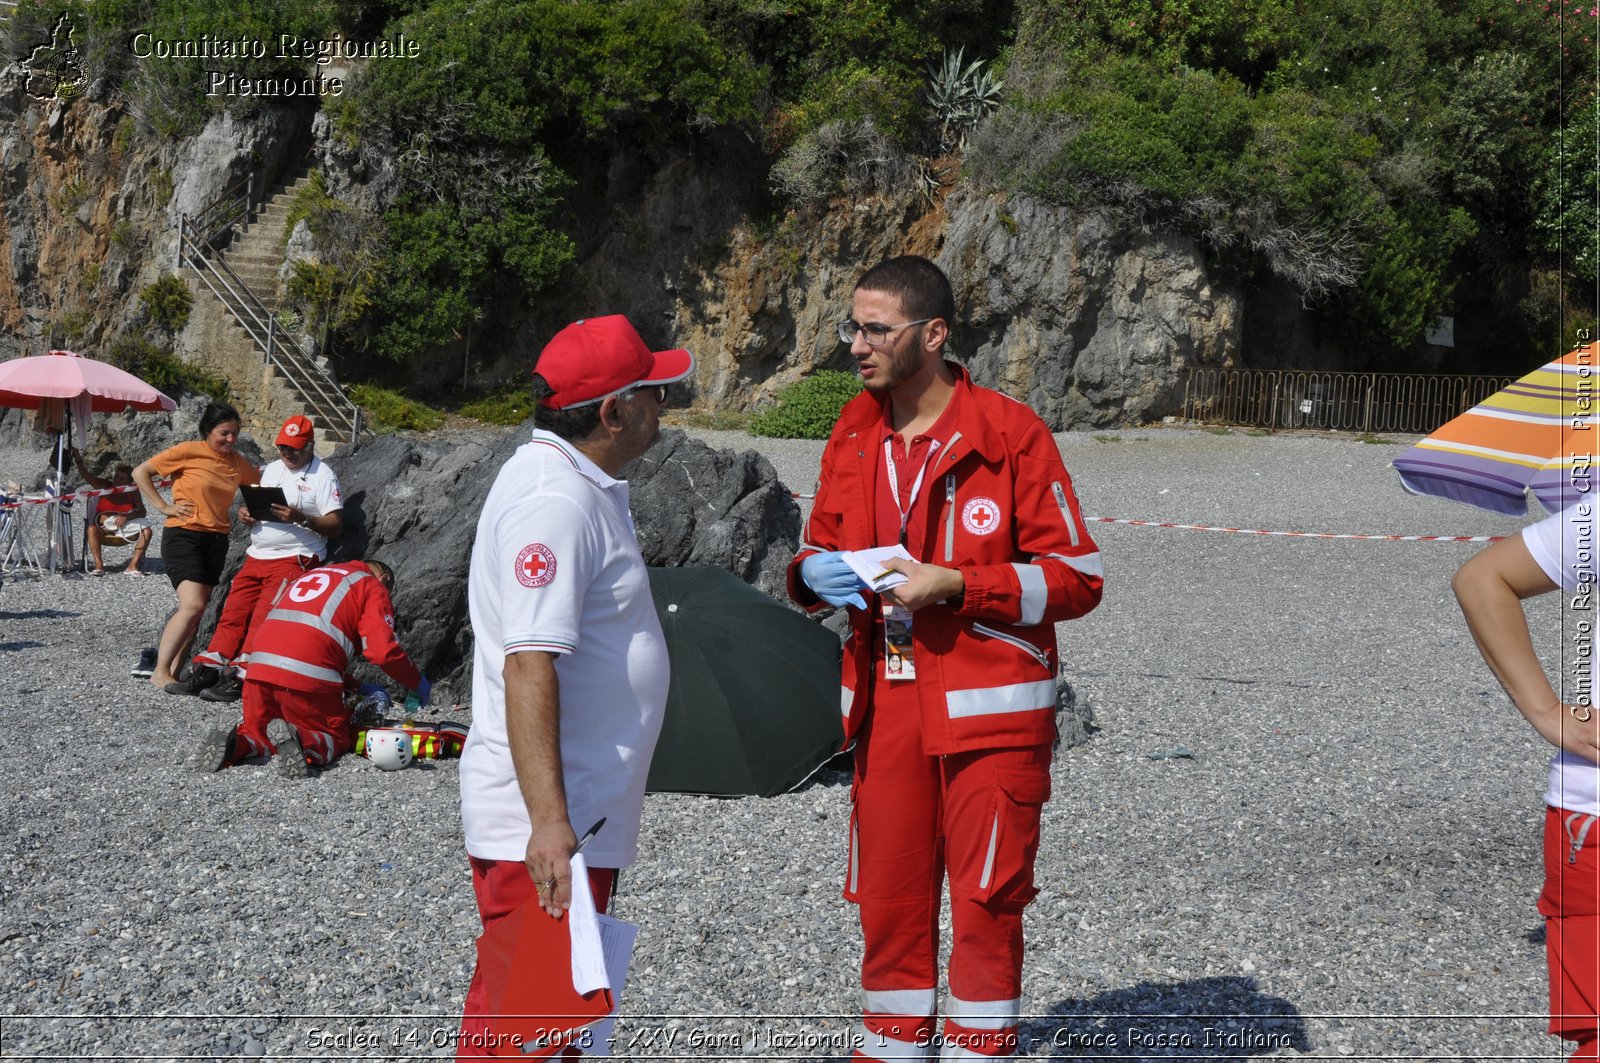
[646,566,844,798]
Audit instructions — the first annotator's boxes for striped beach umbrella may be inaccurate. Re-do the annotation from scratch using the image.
[1392,343,1598,515]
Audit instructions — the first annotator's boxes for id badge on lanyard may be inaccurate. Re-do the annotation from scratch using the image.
[882,437,938,680]
[883,602,916,681]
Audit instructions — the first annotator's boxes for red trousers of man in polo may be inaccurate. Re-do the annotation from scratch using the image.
[850,676,1051,1061]
[231,682,354,766]
[1542,806,1600,1057]
[194,554,317,671]
[458,859,616,1060]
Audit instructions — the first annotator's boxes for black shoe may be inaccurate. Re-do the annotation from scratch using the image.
[267,718,309,779]
[131,648,157,679]
[199,673,243,703]
[193,712,239,773]
[163,665,220,697]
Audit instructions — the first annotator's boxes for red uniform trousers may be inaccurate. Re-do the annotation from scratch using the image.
[233,681,354,766]
[458,858,616,1060]
[850,675,1051,1062]
[1541,806,1600,1056]
[194,554,317,671]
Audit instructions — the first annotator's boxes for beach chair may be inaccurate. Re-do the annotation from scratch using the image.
[81,495,148,574]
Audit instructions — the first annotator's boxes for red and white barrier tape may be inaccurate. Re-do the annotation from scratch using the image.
[0,481,168,510]
[788,492,1504,543]
[1083,516,1504,543]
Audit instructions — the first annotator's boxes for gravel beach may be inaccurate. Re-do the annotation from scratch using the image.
[0,424,1571,1061]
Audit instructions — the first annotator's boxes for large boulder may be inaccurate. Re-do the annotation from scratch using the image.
[193,426,801,705]
[942,190,1241,428]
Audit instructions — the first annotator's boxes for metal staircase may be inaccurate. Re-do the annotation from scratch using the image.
[177,167,362,444]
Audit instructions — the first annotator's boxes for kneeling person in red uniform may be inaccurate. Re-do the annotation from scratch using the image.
[193,559,431,778]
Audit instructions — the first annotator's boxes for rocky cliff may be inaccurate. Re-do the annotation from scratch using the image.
[6,62,1260,430]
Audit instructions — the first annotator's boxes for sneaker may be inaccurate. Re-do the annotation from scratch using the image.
[199,673,243,703]
[130,648,157,679]
[192,712,239,773]
[267,718,309,779]
[163,665,220,697]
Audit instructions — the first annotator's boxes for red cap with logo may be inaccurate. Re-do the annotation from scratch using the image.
[534,315,694,410]
[276,415,315,449]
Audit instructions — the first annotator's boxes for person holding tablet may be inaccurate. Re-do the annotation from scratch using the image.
[178,414,344,703]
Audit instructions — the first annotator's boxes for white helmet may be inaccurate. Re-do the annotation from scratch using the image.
[364,728,414,771]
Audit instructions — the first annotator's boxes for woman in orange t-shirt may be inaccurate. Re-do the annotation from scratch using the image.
[132,403,260,692]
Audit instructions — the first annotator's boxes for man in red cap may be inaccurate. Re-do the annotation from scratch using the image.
[457,315,692,1057]
[171,414,345,702]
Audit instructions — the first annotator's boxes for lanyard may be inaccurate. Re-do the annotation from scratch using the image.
[883,437,941,546]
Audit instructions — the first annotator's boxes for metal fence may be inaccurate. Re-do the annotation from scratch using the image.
[1181,368,1516,436]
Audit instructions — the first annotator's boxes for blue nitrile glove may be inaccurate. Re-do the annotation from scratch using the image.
[410,676,432,709]
[800,551,868,610]
[357,682,386,699]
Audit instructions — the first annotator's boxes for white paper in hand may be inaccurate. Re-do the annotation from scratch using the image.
[843,545,916,592]
[567,853,610,994]
[580,915,639,1057]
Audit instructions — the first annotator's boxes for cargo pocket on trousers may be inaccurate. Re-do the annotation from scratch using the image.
[972,768,1051,907]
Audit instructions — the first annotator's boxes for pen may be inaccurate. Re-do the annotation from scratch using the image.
[538,818,608,894]
[572,817,606,857]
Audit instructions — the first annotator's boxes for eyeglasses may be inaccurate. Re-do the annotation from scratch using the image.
[625,384,669,405]
[837,318,934,347]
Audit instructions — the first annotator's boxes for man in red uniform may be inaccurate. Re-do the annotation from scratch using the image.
[789,256,1103,1061]
[192,559,432,778]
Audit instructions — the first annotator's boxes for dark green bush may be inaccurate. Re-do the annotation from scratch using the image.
[138,274,193,334]
[107,333,231,403]
[458,384,537,427]
[750,370,863,439]
[348,383,445,434]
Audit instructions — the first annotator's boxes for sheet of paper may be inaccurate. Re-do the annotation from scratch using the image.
[843,544,915,591]
[567,854,609,994]
[578,914,639,1057]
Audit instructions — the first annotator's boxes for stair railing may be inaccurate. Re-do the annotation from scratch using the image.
[177,210,362,443]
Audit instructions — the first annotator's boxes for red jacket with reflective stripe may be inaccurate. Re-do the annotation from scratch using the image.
[786,366,1104,754]
[244,562,422,694]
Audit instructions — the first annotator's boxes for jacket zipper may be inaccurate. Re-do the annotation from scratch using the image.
[972,622,1052,672]
[944,474,956,562]
[1052,482,1079,548]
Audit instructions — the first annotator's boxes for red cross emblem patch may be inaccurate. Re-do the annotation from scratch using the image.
[962,496,1002,536]
[515,543,557,588]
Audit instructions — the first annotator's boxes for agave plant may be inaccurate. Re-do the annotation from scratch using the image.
[926,47,1003,153]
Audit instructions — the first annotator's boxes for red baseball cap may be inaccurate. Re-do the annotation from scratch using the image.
[534,315,694,410]
[276,415,315,448]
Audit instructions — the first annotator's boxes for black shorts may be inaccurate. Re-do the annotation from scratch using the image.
[162,527,229,588]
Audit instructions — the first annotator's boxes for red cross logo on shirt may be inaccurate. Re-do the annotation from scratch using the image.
[962,496,1002,536]
[515,543,558,588]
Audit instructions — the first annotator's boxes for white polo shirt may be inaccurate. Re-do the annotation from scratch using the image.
[1524,503,1597,813]
[461,430,669,868]
[248,455,343,560]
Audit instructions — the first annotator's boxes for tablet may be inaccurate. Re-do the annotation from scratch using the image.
[239,484,288,522]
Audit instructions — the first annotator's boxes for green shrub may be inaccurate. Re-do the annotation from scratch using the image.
[459,384,537,427]
[107,333,231,403]
[349,384,445,434]
[750,370,862,439]
[282,169,335,245]
[139,274,193,333]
